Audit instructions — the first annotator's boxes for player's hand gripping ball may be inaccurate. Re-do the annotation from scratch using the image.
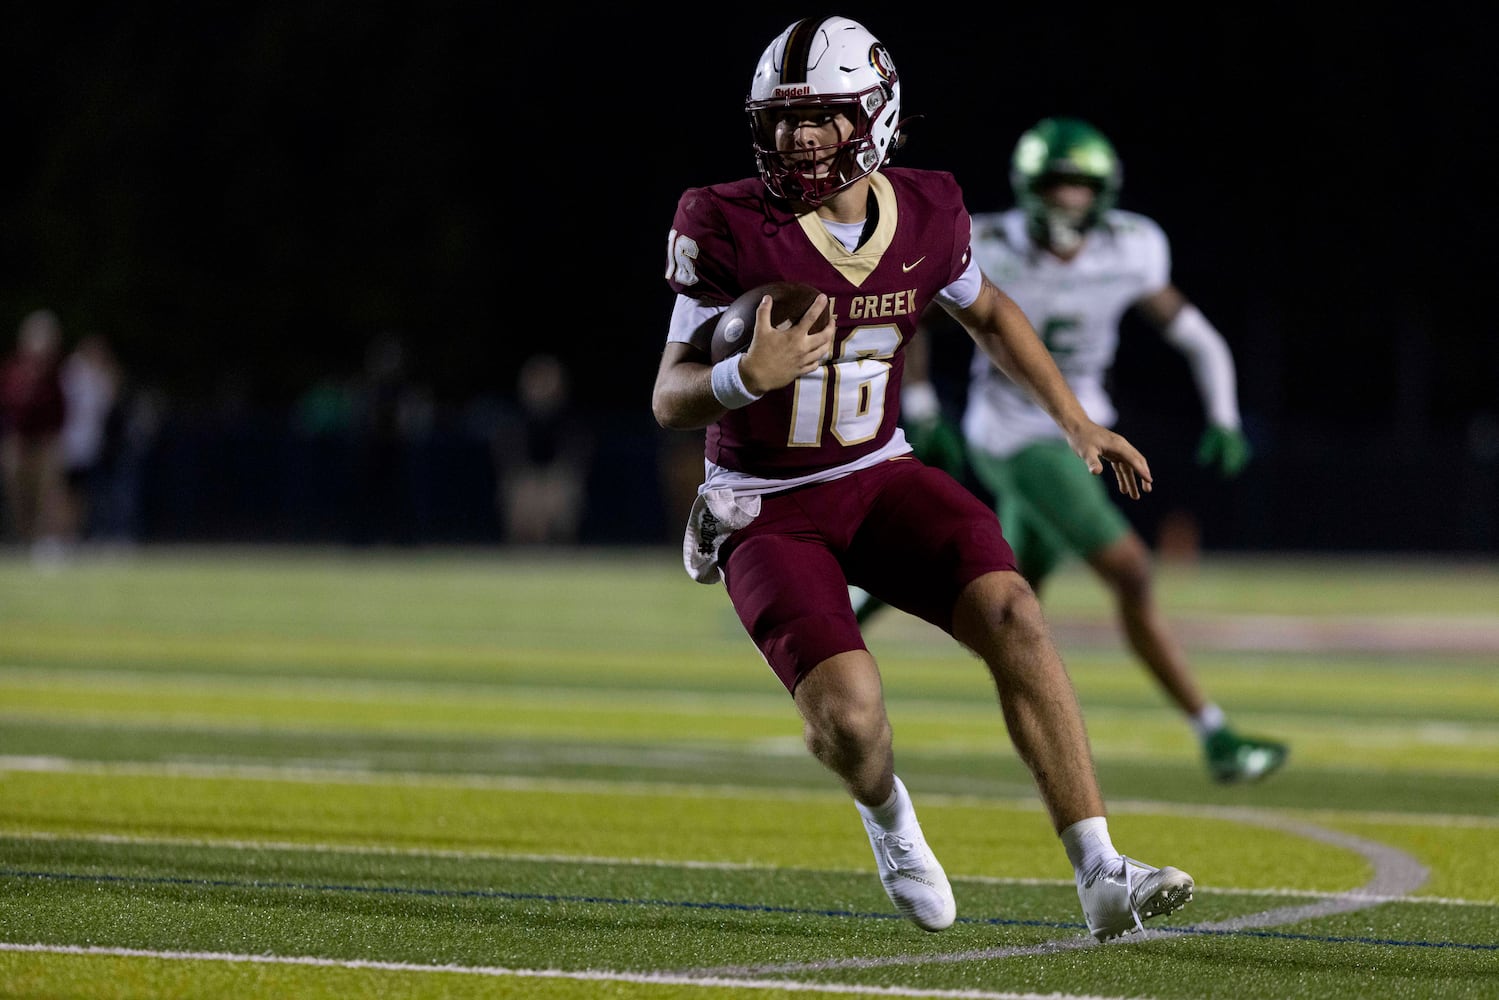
[710,282,830,364]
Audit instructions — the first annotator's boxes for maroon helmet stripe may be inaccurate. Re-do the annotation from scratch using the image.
[781,17,821,84]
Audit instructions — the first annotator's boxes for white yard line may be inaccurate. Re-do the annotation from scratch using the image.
[680,811,1431,978]
[3,754,1495,827]
[0,943,1143,1000]
[0,785,1475,993]
[0,826,1485,908]
[1050,613,1499,654]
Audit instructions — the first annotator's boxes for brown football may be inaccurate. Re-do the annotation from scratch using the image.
[709,281,830,364]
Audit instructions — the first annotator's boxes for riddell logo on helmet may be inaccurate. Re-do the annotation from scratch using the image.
[773,85,812,98]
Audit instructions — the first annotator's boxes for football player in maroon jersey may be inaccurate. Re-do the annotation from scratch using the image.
[652,15,1192,941]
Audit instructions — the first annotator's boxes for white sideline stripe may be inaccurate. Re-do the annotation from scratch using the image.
[5,754,1497,829]
[2,830,1487,908]
[0,943,1134,1000]
[0,756,916,799]
[1047,612,1499,654]
[0,672,791,717]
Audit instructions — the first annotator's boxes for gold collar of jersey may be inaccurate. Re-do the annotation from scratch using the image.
[796,172,898,288]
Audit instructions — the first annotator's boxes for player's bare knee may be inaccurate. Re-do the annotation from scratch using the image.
[803,703,890,764]
[803,679,888,746]
[795,650,889,755]
[802,694,889,771]
[953,571,1046,643]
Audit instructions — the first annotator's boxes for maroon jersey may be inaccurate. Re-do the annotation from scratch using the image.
[665,168,973,478]
[0,353,65,439]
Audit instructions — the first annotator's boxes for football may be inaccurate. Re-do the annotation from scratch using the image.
[709,281,830,364]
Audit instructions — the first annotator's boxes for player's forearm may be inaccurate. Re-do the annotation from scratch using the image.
[967,287,1090,434]
[652,361,727,430]
[995,336,1091,434]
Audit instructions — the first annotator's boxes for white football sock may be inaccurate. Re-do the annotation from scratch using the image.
[1191,703,1227,741]
[857,774,910,830]
[1060,816,1119,879]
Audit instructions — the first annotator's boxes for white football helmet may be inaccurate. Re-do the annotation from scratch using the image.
[746,16,903,205]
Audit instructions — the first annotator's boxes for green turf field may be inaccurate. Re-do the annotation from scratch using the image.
[1,547,1495,999]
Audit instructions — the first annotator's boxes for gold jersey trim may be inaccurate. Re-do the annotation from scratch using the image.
[795,172,897,288]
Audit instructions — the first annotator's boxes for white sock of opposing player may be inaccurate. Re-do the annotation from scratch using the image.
[1191,703,1227,742]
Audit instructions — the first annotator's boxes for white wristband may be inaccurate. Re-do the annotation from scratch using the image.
[710,355,763,410]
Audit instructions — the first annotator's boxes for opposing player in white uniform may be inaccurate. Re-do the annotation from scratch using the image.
[857,117,1287,784]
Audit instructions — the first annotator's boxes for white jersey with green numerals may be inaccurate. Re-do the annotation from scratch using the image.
[963,206,1170,458]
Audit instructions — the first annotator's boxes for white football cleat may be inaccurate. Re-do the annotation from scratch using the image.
[860,815,956,931]
[1078,855,1194,942]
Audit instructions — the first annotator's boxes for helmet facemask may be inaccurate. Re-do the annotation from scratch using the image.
[1031,175,1106,254]
[748,88,890,206]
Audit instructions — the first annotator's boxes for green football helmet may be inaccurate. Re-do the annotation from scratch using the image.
[1010,117,1123,252]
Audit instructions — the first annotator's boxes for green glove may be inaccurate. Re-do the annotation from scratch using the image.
[1197,425,1252,478]
[906,415,967,476]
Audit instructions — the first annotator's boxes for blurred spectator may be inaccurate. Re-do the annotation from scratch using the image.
[289,372,357,541]
[293,375,356,440]
[349,331,433,546]
[496,353,590,545]
[58,332,122,544]
[0,309,69,562]
[93,376,164,546]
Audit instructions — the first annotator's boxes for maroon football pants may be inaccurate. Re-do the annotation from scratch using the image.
[719,456,1016,693]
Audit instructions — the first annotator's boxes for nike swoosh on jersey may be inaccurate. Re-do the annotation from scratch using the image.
[901,256,926,272]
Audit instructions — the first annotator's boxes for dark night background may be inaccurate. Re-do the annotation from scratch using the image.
[4,5,1496,550]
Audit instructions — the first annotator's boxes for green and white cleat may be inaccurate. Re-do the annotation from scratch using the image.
[1078,856,1194,942]
[1206,728,1289,784]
